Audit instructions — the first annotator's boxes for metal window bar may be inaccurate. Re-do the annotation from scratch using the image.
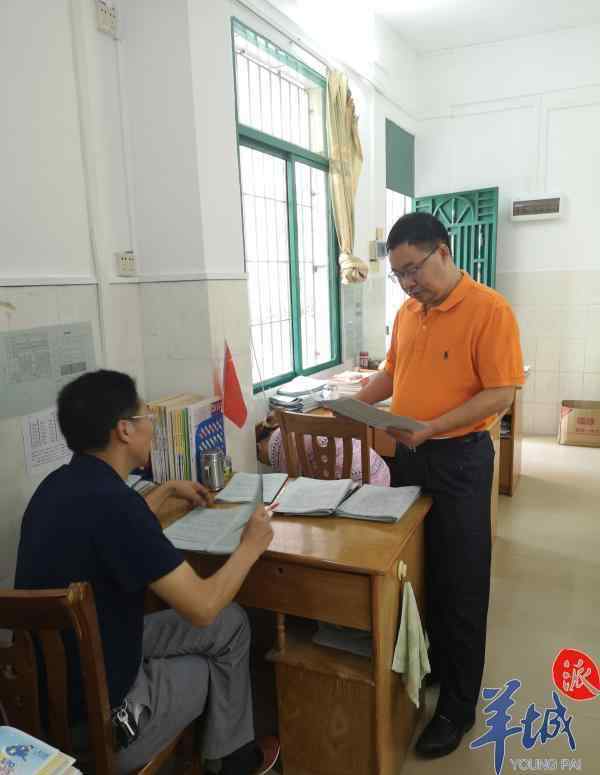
[235,46,320,154]
[240,146,294,384]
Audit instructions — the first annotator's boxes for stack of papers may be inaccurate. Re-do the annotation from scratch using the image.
[277,376,328,397]
[326,371,371,396]
[215,472,287,505]
[0,726,81,774]
[273,477,358,516]
[269,393,320,414]
[312,622,372,658]
[335,485,421,523]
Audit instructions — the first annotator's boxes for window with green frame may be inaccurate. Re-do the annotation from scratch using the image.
[232,19,340,391]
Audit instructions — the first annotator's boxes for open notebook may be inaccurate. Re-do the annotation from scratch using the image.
[215,472,287,505]
[273,477,358,516]
[336,484,421,523]
[274,478,421,522]
[164,476,263,554]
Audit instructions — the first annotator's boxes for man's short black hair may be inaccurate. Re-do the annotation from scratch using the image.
[386,212,451,254]
[57,369,140,454]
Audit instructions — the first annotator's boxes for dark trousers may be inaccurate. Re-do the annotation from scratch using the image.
[389,431,494,725]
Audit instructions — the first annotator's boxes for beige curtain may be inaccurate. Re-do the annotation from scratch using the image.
[327,71,368,284]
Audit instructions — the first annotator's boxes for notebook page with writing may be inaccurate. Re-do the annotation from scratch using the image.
[262,473,288,504]
[335,484,421,523]
[273,477,356,516]
[215,472,261,503]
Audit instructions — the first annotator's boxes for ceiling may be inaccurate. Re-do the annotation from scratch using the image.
[269,0,600,54]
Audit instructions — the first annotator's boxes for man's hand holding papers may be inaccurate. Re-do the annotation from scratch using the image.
[384,422,436,450]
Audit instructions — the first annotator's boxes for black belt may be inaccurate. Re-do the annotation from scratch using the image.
[427,431,488,446]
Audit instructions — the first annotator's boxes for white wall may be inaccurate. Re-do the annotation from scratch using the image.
[0,0,145,588]
[416,25,600,435]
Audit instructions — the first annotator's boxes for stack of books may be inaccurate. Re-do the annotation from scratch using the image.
[326,371,371,396]
[148,394,225,483]
[0,726,81,774]
[276,376,328,396]
[269,376,327,414]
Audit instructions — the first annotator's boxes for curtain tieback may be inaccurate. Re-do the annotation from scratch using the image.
[339,252,369,284]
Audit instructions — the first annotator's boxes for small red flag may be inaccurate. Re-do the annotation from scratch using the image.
[223,341,248,428]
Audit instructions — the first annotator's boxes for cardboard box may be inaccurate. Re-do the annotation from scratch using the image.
[558,401,600,447]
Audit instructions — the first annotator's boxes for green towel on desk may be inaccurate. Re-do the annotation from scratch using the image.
[392,581,430,708]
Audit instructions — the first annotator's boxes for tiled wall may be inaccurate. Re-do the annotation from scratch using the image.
[497,270,600,435]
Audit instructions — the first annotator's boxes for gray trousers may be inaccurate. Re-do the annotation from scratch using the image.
[116,604,254,774]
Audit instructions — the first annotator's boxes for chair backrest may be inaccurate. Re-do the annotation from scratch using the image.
[275,410,371,484]
[0,583,116,774]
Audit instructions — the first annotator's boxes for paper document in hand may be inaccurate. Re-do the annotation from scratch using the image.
[274,477,356,516]
[321,398,426,432]
[164,503,252,554]
[335,485,421,523]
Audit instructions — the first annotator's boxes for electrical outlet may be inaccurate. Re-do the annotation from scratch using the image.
[115,251,136,277]
[96,0,118,38]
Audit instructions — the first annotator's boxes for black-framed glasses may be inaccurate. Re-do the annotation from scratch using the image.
[388,246,438,284]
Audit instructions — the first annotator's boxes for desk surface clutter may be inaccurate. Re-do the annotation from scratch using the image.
[158,476,431,576]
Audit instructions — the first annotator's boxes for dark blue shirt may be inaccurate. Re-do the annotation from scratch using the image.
[15,454,182,718]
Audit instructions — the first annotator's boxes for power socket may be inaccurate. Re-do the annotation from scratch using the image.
[96,0,118,38]
[115,251,137,277]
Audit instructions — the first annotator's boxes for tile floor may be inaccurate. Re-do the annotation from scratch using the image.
[401,436,600,775]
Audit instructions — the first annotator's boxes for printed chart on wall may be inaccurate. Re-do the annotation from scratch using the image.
[21,407,72,478]
[0,322,96,419]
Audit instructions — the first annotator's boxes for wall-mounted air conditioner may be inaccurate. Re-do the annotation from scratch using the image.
[511,194,562,221]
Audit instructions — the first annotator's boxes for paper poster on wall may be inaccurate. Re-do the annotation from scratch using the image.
[21,407,72,478]
[0,322,96,419]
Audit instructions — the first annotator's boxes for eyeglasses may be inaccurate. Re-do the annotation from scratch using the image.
[388,246,438,284]
[125,413,157,425]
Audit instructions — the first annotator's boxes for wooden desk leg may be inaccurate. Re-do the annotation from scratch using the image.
[276,612,286,652]
[371,574,419,775]
[371,518,425,775]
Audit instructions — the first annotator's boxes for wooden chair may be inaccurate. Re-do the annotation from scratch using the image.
[275,410,371,484]
[0,583,202,775]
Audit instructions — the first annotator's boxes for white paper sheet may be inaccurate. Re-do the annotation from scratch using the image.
[21,407,72,477]
[215,472,287,505]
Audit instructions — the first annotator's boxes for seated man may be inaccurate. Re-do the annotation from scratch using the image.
[15,369,279,775]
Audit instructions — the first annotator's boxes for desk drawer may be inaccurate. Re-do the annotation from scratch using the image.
[187,554,372,631]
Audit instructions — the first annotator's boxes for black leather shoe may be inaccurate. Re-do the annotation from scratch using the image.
[415,714,475,758]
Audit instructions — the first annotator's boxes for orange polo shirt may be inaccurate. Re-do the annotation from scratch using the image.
[385,272,525,438]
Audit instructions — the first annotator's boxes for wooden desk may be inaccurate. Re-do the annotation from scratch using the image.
[158,494,432,775]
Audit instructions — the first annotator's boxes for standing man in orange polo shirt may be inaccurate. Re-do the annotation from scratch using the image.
[356,212,524,759]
